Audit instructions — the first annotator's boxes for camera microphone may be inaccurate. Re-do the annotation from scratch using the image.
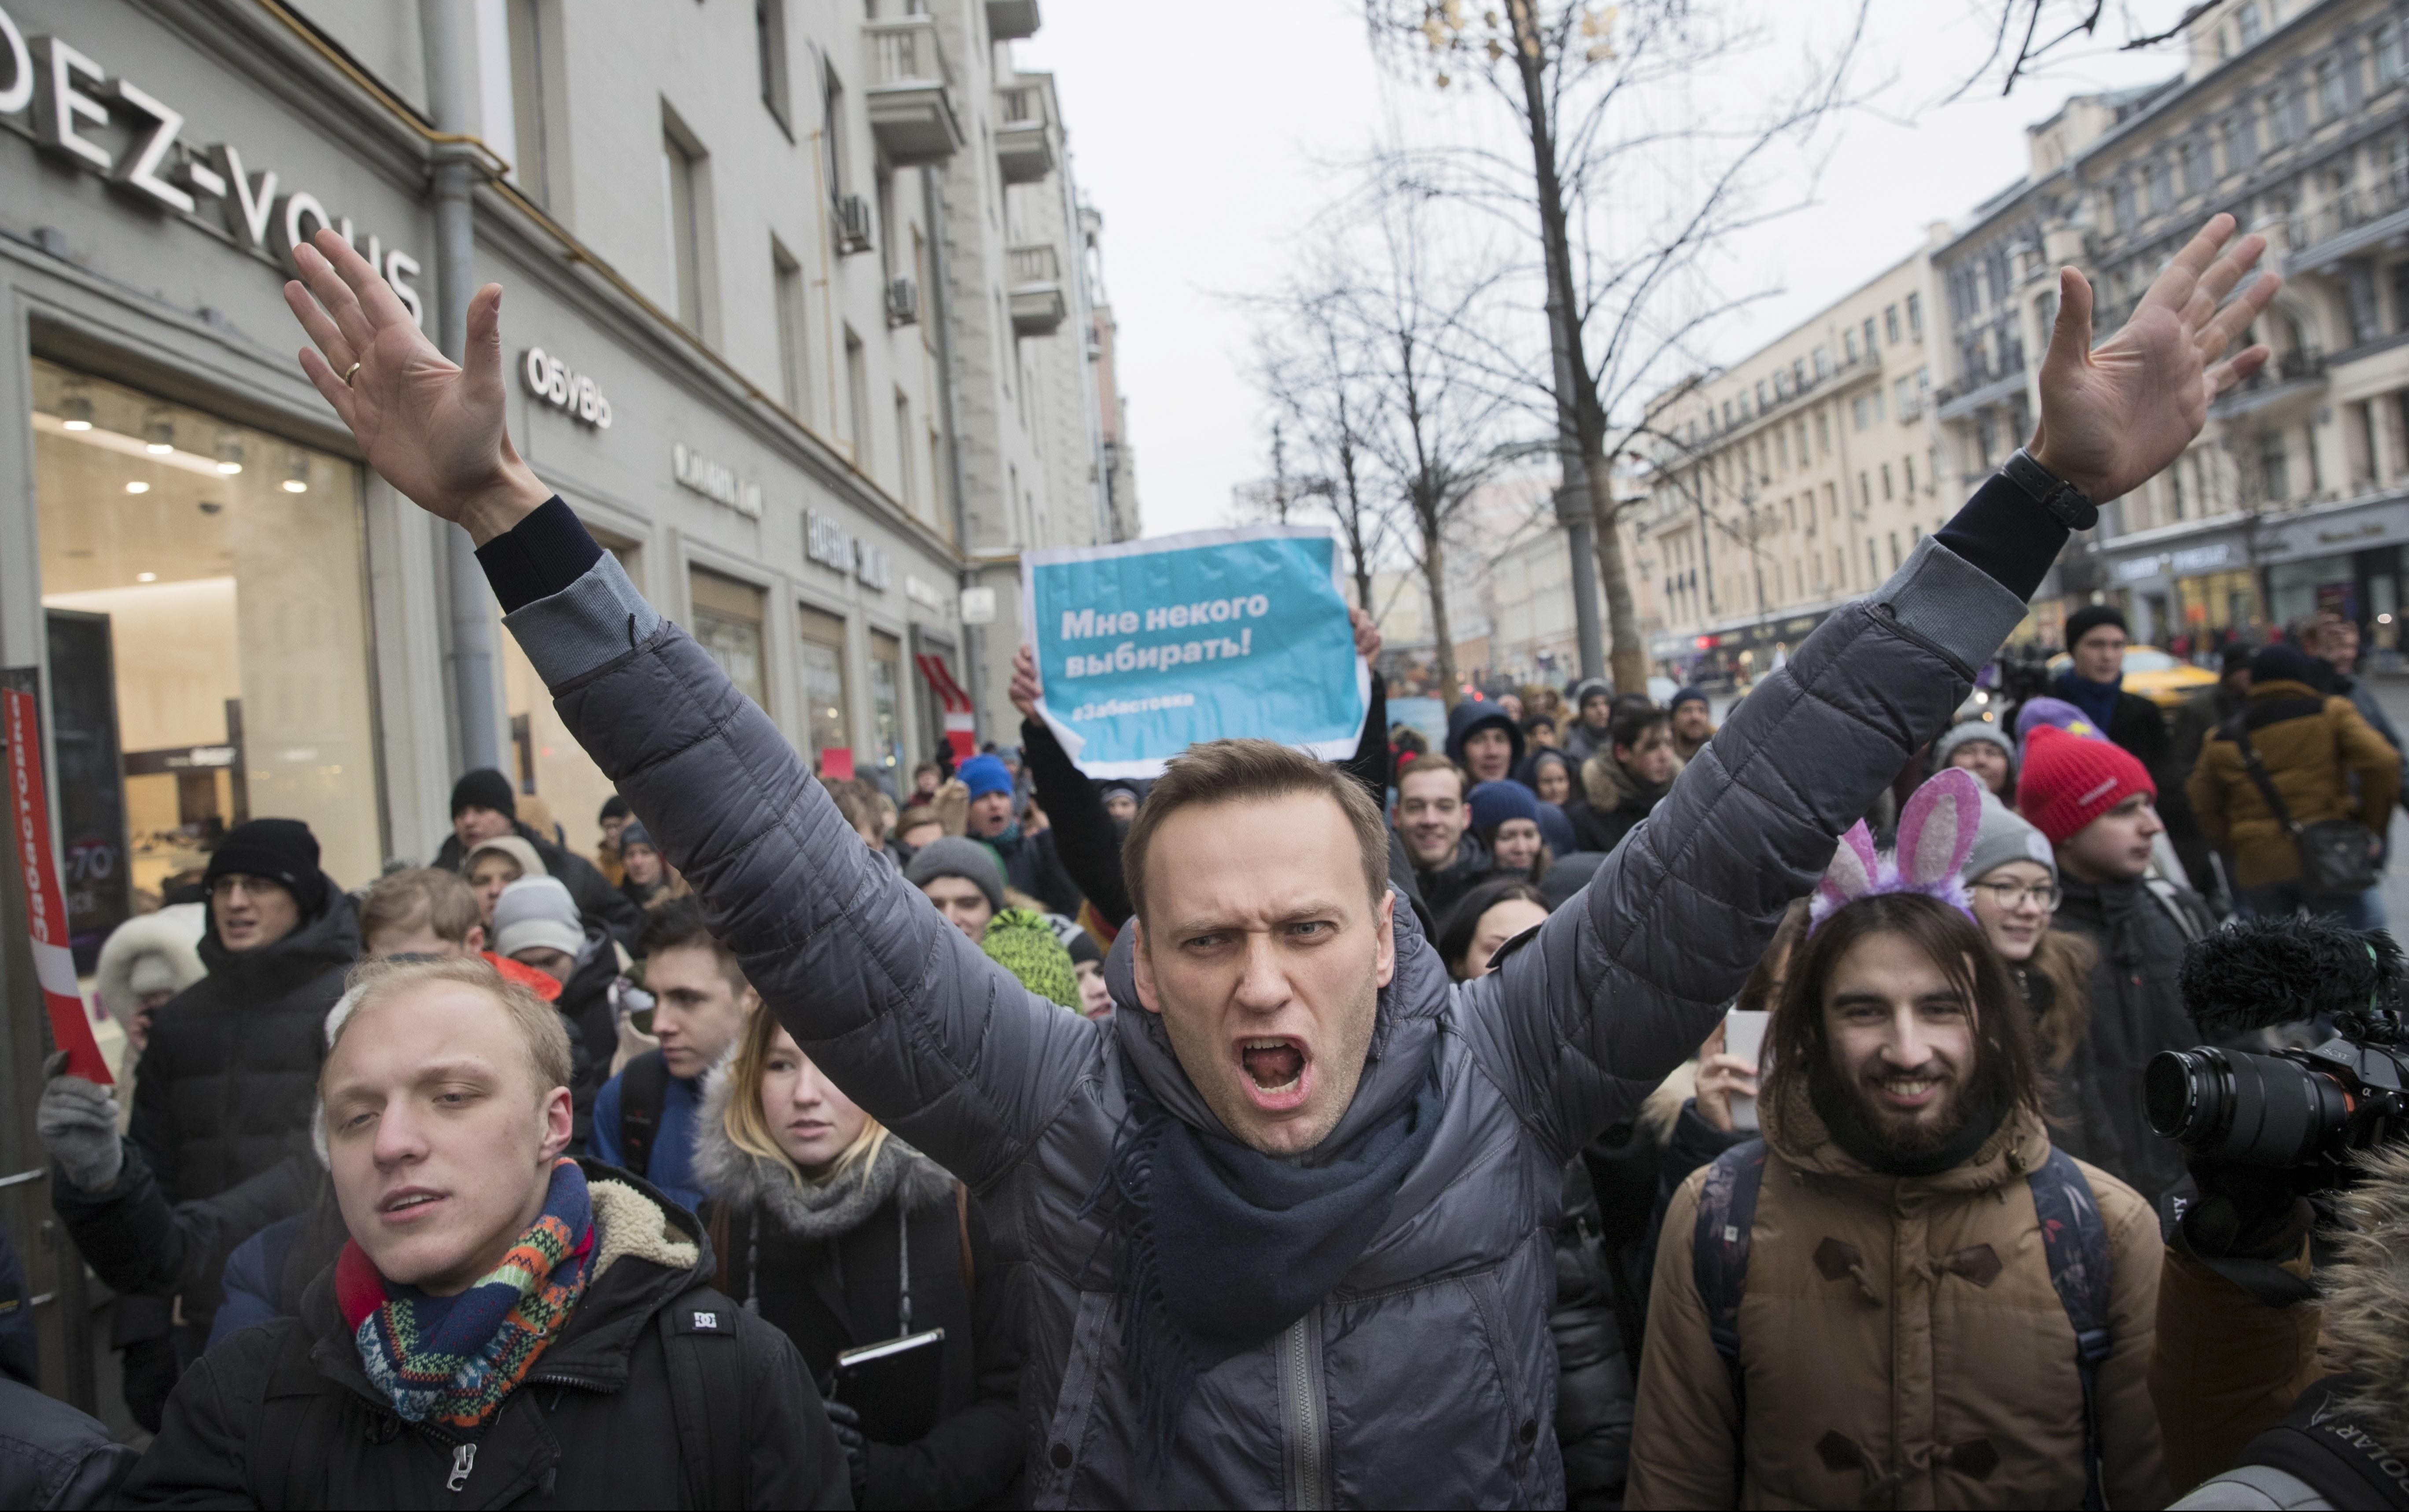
[2179,913,2402,1041]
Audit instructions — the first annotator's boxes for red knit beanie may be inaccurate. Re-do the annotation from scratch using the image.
[2015,724,2156,845]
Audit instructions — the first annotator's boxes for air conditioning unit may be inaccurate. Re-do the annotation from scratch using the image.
[834,195,873,255]
[885,277,920,327]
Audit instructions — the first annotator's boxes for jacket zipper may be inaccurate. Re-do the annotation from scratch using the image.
[1278,1311,1328,1511]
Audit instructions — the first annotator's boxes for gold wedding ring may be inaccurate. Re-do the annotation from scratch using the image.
[341,361,363,386]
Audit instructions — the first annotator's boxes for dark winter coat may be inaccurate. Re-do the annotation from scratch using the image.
[1563,751,1669,857]
[129,885,359,1205]
[694,1077,1024,1509]
[0,1377,138,1510]
[51,1142,319,1335]
[982,824,1086,918]
[117,1164,848,1510]
[1552,1159,1633,1509]
[434,821,643,949]
[551,930,624,1151]
[2052,874,2215,1215]
[1403,830,1492,920]
[1445,699,1526,784]
[498,521,2022,1506]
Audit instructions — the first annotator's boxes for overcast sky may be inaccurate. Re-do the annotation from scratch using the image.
[1018,0,2199,541]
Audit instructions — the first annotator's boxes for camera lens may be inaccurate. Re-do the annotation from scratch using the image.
[2145,1047,2352,1166]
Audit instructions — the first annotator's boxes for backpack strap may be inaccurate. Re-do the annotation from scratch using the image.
[1690,1136,1767,1483]
[616,1051,670,1180]
[2143,878,2205,943]
[659,1283,749,1512]
[2027,1147,2114,1512]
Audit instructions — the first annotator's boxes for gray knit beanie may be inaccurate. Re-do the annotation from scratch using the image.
[1933,720,2015,773]
[903,836,1006,912]
[1963,791,2056,886]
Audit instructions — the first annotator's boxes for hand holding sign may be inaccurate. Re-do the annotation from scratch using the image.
[1022,526,1369,777]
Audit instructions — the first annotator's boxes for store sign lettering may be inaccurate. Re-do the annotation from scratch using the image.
[0,5,425,324]
[2114,556,2165,584]
[805,510,891,591]
[2170,543,2234,574]
[672,442,763,518]
[520,348,612,428]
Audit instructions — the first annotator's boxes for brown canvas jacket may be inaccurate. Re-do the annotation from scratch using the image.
[1627,1090,2166,1509]
[2187,678,2400,890]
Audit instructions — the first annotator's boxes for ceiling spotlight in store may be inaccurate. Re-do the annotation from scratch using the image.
[125,481,150,494]
[145,410,175,454]
[136,572,157,583]
[282,454,309,494]
[214,433,243,475]
[59,392,94,431]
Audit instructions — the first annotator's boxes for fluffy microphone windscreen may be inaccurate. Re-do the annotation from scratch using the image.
[2181,913,2403,1041]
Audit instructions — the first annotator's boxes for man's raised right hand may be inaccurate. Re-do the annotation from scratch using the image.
[283,228,550,544]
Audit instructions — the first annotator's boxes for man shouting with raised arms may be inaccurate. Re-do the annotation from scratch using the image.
[277,216,2273,1507]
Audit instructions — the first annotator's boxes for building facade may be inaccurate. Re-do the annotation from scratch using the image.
[0,0,1131,1401]
[1930,0,2409,653]
[1632,250,1941,684]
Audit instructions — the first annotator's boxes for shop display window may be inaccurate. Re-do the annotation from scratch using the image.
[869,631,903,784]
[797,604,851,765]
[690,568,767,708]
[32,361,382,955]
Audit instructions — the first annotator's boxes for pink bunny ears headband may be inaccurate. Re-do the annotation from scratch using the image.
[1809,767,1984,932]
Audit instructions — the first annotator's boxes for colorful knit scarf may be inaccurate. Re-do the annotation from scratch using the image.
[337,1157,595,1428]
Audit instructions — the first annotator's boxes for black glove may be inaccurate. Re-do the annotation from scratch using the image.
[2180,1156,2313,1262]
[823,1398,868,1496]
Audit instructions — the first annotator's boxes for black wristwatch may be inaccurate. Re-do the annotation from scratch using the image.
[2001,447,2099,531]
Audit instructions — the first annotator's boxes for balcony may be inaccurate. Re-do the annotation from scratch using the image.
[1932,363,2026,423]
[995,81,1055,185]
[863,17,963,166]
[1008,243,1066,336]
[2210,347,2328,419]
[2287,171,2409,272]
[987,0,1041,40]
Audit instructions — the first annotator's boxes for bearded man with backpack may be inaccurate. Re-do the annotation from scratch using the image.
[1627,789,2165,1508]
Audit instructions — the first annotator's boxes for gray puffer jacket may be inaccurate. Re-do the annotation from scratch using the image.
[502,534,2023,1508]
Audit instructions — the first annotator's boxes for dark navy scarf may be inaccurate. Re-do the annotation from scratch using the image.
[2054,666,2124,735]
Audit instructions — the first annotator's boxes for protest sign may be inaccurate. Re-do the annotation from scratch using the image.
[4,673,111,1083]
[1024,525,1367,777]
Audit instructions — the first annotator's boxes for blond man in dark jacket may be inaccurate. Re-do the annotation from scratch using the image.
[2187,643,2399,926]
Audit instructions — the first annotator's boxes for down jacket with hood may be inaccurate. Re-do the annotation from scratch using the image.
[129,883,359,1205]
[488,497,2033,1507]
[1628,1091,2166,1509]
[1565,749,1674,857]
[2186,675,2401,891]
[118,1163,848,1509]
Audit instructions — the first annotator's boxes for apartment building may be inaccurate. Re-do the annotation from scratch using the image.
[1930,0,2409,651]
[1632,251,1940,683]
[0,0,1133,1394]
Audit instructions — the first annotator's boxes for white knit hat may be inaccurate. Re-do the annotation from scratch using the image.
[492,876,584,959]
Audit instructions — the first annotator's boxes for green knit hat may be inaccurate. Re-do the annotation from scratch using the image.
[981,908,1079,1011]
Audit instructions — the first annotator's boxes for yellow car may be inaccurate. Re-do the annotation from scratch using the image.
[2044,645,2219,712]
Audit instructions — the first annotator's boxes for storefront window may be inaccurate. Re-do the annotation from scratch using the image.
[869,632,903,784]
[33,361,382,936]
[690,568,767,707]
[2269,554,2356,629]
[797,605,851,764]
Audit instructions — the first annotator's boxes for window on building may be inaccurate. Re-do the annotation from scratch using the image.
[1904,454,1917,493]
[2259,428,2289,500]
[1755,380,1769,410]
[834,328,870,463]
[1813,346,1831,379]
[1861,317,1877,358]
[894,390,915,508]
[2112,178,2139,228]
[869,632,904,779]
[773,239,808,415]
[2317,56,2345,122]
[822,59,849,206]
[1831,545,1843,587]
[690,569,767,709]
[1851,395,1870,430]
[2268,88,2301,147]
[30,361,386,921]
[2180,137,2208,196]
[1792,357,1807,391]
[1844,328,1859,362]
[1816,409,1831,453]
[757,0,792,133]
[1866,538,1879,583]
[2148,158,2174,214]
[1885,304,1901,345]
[2392,259,2409,335]
[1881,462,1894,501]
[1823,482,1837,518]
[2379,21,2407,86]
[662,114,710,335]
[1905,292,1922,338]
[506,0,562,211]
[2238,2,2263,46]
[1889,532,1901,571]
[2223,109,2258,173]
[1893,375,1919,420]
[1776,429,1789,471]
[796,603,851,762]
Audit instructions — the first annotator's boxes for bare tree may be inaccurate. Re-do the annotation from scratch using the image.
[1363,0,1867,694]
[1963,1,2225,99]
[1247,271,1400,617]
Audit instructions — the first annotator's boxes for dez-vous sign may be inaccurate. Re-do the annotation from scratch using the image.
[0,6,426,323]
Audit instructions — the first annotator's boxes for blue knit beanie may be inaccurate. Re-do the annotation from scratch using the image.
[1670,687,1709,714]
[956,754,1015,800]
[1467,780,1543,837]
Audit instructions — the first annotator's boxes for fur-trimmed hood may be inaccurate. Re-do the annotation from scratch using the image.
[691,1058,954,1235]
[1580,748,1680,814]
[2322,1144,2409,1448]
[95,904,207,1017]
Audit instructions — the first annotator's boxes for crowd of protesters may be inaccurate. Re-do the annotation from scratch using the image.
[15,211,2409,1510]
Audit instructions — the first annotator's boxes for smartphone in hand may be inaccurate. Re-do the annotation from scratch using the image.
[1722,1008,1771,1133]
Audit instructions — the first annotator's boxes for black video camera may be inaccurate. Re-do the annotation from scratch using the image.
[2144,916,2409,1189]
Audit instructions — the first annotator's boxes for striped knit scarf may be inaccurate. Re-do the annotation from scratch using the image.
[337,1157,594,1429]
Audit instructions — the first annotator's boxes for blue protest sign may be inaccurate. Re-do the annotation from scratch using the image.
[1023,525,1368,777]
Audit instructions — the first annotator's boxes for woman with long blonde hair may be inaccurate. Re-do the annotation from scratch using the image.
[695,1007,1023,1507]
